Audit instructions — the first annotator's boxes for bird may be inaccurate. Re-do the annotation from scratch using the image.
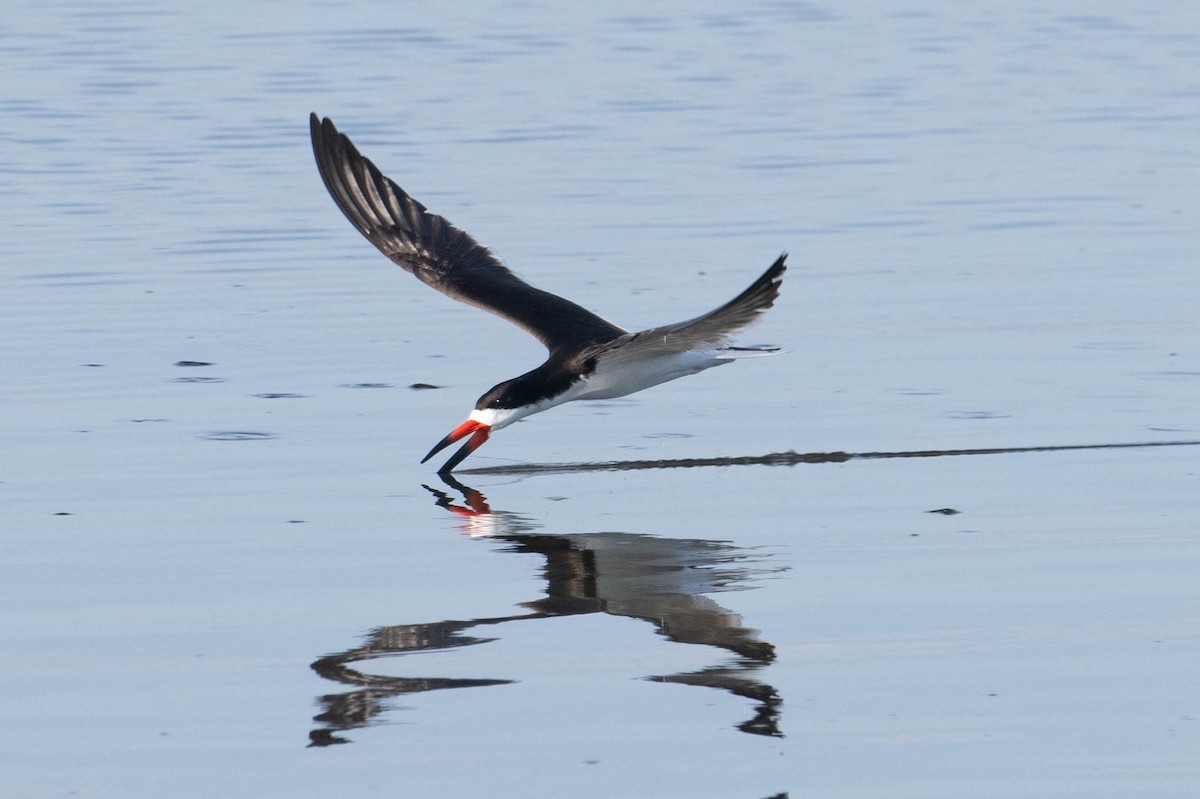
[309,113,787,473]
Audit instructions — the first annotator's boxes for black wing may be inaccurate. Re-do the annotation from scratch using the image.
[309,114,626,352]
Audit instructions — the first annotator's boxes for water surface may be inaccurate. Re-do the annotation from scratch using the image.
[3,2,1198,797]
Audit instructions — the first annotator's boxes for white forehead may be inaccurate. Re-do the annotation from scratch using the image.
[467,396,560,431]
[467,405,521,430]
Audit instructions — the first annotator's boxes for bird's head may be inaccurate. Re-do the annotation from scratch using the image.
[421,375,558,473]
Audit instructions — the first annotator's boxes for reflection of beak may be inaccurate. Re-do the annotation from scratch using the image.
[421,419,491,473]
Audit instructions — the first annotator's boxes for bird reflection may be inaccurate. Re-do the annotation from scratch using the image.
[309,476,783,746]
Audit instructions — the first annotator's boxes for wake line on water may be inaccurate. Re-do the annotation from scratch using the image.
[460,440,1200,476]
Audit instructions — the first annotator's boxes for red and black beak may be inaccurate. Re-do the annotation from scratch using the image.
[421,419,491,473]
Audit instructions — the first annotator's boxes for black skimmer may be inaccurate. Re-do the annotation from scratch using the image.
[310,114,787,473]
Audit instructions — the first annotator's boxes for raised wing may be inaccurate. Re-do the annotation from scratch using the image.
[587,254,787,362]
[310,114,626,351]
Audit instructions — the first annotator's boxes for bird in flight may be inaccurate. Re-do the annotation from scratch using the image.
[310,114,786,473]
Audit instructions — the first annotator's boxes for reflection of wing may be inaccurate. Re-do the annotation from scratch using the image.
[602,592,775,662]
[511,531,783,737]
[308,617,530,746]
[525,532,777,662]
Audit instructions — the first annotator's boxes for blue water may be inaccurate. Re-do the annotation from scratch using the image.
[3,2,1199,797]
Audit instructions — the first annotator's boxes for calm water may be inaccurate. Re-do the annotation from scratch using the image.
[3,2,1199,797]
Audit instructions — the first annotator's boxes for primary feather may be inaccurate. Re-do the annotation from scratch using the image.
[310,114,626,352]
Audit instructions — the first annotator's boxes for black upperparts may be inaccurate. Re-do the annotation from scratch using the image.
[474,354,593,410]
